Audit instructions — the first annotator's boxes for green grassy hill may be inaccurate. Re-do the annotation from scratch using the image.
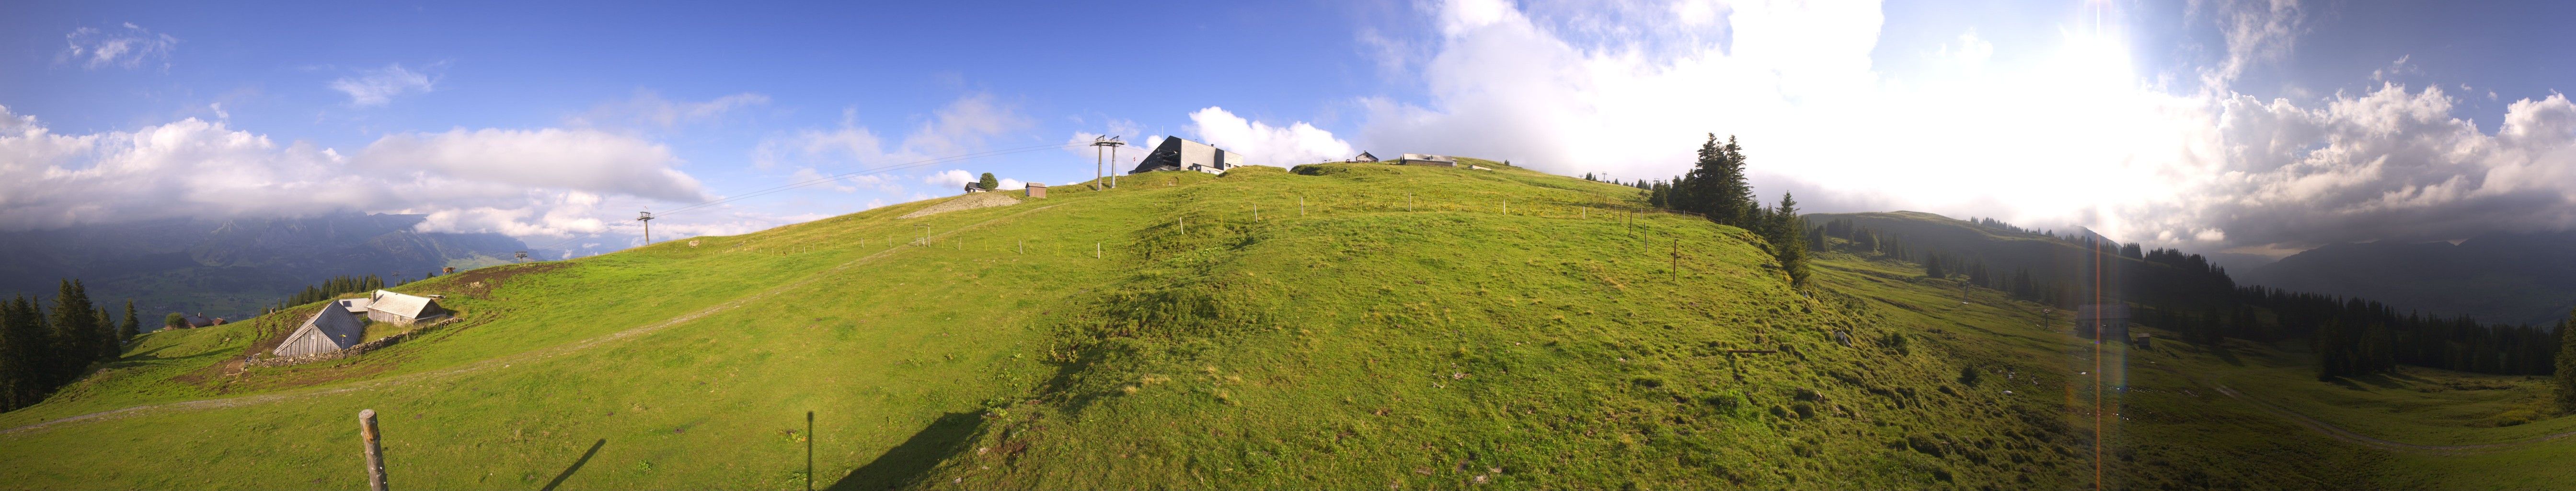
[2,162,2567,489]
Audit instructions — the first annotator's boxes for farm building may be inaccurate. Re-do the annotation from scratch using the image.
[272,301,367,357]
[367,290,450,325]
[1128,137,1247,175]
[1352,151,1378,162]
[1394,153,1457,166]
[963,183,989,194]
[2075,304,2129,339]
[1025,182,1046,198]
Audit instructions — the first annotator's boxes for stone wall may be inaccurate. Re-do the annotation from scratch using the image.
[245,317,457,368]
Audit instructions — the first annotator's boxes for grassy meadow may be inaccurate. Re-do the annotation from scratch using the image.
[3,160,2574,489]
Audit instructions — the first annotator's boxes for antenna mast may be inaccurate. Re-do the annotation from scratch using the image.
[637,210,656,245]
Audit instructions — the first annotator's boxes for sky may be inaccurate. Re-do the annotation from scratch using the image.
[4,0,2574,262]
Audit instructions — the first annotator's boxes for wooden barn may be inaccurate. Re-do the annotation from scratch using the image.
[367,290,450,325]
[273,301,367,357]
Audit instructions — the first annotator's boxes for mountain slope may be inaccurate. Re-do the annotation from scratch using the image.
[2240,232,2576,326]
[0,212,529,319]
[3,163,2542,489]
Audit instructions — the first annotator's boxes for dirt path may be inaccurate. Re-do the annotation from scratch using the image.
[1,205,1059,436]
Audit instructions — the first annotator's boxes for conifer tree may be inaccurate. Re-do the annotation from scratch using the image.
[48,280,96,383]
[0,296,28,409]
[118,300,139,346]
[1712,136,1756,227]
[2556,308,2576,414]
[1768,193,1810,286]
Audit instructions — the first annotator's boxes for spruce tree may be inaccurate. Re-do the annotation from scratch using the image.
[48,280,95,383]
[93,308,116,362]
[2556,308,2576,414]
[1710,136,1756,228]
[119,300,139,346]
[1769,193,1809,287]
[0,296,26,409]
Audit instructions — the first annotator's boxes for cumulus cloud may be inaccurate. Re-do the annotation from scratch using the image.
[0,105,715,241]
[1186,107,1356,165]
[1326,0,2572,255]
[59,23,179,70]
[331,63,440,107]
[756,94,1030,170]
[926,169,975,187]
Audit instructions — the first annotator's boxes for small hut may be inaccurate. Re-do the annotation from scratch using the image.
[1352,151,1379,163]
[1025,182,1047,198]
[273,301,367,357]
[2129,332,2154,349]
[367,290,450,325]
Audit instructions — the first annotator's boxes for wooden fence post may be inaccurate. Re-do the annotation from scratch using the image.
[359,409,388,491]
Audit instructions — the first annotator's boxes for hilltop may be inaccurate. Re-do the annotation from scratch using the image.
[1,160,2566,489]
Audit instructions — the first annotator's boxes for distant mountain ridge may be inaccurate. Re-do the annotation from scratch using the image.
[2239,231,2576,326]
[0,212,532,320]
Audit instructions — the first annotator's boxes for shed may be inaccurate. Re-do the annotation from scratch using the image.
[367,290,450,325]
[963,183,989,193]
[181,313,217,328]
[1352,151,1379,163]
[1395,153,1458,166]
[273,301,367,357]
[2129,332,2154,348]
[1025,182,1046,198]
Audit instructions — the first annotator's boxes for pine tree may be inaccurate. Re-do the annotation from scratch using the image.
[92,308,116,362]
[48,280,97,384]
[977,172,1000,190]
[118,300,139,346]
[1925,253,1946,279]
[0,296,28,409]
[2556,308,2576,414]
[1711,136,1756,227]
[1768,193,1809,286]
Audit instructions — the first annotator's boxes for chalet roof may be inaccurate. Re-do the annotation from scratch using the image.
[337,297,373,313]
[273,301,366,357]
[1399,153,1455,163]
[1353,151,1378,162]
[369,290,440,319]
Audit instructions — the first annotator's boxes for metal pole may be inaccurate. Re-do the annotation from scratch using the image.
[359,409,388,491]
[805,411,815,491]
[1300,196,1305,216]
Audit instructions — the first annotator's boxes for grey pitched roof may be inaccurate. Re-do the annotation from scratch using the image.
[369,290,440,319]
[273,301,366,357]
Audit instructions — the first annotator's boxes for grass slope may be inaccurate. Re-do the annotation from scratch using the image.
[2,162,2566,489]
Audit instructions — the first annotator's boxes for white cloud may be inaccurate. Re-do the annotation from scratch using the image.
[1329,0,2576,253]
[59,23,179,70]
[998,178,1025,190]
[354,128,707,201]
[570,90,770,129]
[755,94,1030,171]
[0,105,720,243]
[1187,107,1356,165]
[331,63,440,107]
[926,169,974,187]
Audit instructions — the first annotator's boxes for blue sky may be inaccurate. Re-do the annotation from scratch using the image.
[6,0,2575,259]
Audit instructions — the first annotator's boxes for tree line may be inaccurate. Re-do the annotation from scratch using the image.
[0,280,137,412]
[256,274,388,316]
[1630,134,1810,286]
[1813,210,2561,381]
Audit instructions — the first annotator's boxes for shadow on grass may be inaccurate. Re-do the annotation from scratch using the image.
[538,438,606,491]
[2199,342,2244,367]
[826,412,981,491]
